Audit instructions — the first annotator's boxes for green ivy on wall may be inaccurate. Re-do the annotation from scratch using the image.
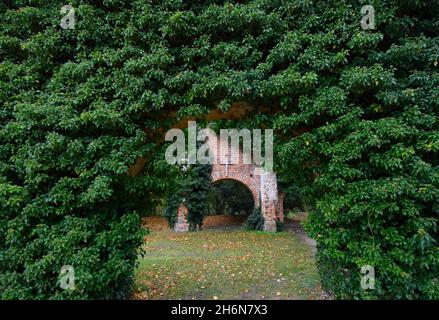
[0,0,438,299]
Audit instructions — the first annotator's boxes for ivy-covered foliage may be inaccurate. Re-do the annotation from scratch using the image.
[185,164,212,231]
[164,192,180,229]
[273,2,439,299]
[1,0,438,299]
[164,163,212,231]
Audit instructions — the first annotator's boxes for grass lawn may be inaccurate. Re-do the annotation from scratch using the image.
[133,217,325,300]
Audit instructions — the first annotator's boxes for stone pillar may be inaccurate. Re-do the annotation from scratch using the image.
[277,192,285,223]
[174,203,189,232]
[260,172,278,232]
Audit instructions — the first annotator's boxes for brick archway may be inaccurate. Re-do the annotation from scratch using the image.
[174,130,283,232]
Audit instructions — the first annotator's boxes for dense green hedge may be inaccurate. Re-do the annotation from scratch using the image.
[274,2,439,299]
[185,164,212,230]
[1,0,438,299]
[164,192,181,229]
[164,163,212,230]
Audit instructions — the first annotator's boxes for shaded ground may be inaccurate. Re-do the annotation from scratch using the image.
[142,215,248,231]
[133,215,325,300]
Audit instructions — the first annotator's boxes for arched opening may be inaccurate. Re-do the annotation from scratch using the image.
[204,179,256,229]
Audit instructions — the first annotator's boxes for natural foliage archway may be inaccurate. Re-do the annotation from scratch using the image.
[0,1,437,299]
